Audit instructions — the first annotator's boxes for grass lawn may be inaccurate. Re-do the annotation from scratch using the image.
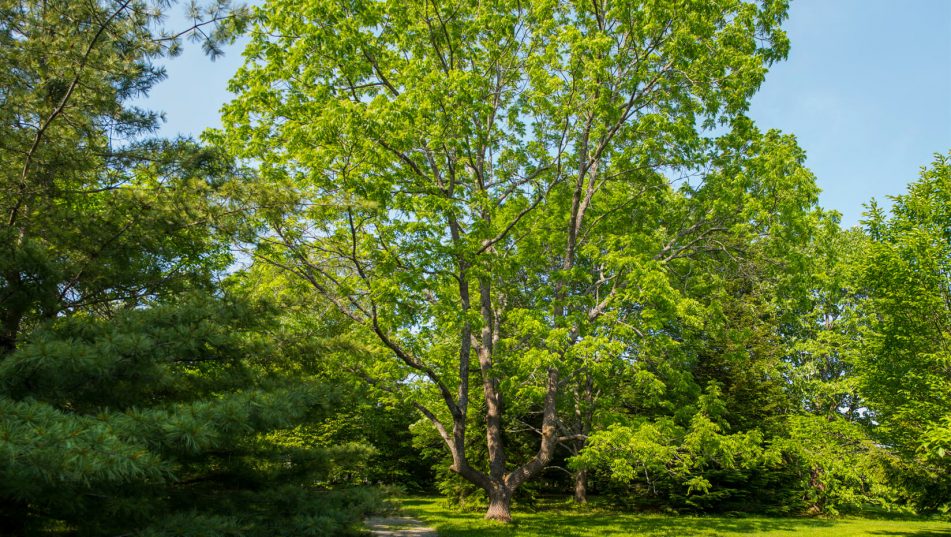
[396,497,951,537]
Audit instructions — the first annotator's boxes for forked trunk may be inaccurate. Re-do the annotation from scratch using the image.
[443,367,559,524]
[485,485,513,522]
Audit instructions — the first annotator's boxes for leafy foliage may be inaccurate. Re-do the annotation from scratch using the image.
[573,384,776,512]
[857,153,951,511]
[214,0,818,519]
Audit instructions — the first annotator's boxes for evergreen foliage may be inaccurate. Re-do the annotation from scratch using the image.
[0,0,383,533]
[0,296,382,535]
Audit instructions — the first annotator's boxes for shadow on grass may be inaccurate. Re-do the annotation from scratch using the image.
[398,498,840,536]
[869,529,951,537]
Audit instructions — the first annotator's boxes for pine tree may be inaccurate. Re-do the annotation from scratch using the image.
[0,1,382,533]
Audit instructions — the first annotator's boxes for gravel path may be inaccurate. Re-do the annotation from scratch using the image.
[364,516,438,536]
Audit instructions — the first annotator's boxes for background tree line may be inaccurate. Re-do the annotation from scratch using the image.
[0,0,947,534]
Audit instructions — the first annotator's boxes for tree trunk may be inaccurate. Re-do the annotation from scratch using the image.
[485,485,513,522]
[573,468,588,504]
[569,373,593,504]
[0,272,24,356]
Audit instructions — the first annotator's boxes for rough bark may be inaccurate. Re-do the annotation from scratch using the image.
[573,468,588,504]
[477,275,508,483]
[566,370,594,504]
[485,485,513,522]
[473,367,560,522]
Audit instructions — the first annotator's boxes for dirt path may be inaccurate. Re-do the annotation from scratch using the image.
[364,516,438,536]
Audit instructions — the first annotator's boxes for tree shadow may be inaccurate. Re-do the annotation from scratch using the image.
[399,498,951,537]
[869,528,951,537]
[548,512,833,536]
[398,498,843,536]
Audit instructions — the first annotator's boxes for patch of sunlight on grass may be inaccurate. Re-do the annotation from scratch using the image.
[395,497,951,537]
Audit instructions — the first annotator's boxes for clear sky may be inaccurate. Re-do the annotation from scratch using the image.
[144,0,951,227]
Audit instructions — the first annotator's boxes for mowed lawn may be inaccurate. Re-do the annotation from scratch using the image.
[398,497,951,537]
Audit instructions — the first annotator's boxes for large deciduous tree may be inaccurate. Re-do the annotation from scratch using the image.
[217,0,819,521]
[858,152,951,511]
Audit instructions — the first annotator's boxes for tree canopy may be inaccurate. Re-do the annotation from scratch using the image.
[214,0,830,521]
[858,154,951,510]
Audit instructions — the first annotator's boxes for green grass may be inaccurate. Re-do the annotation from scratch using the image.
[396,497,951,537]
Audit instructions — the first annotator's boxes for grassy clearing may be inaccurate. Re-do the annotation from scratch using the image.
[396,497,951,537]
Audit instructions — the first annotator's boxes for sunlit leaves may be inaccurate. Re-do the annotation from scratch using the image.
[855,153,951,509]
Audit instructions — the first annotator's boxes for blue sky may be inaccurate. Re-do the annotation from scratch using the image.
[145,0,951,227]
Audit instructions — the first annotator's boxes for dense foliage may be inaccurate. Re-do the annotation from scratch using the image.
[858,154,951,511]
[0,0,386,534]
[215,0,819,521]
[0,0,947,532]
[0,296,388,535]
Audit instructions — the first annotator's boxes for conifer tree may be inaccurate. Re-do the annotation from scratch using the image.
[0,1,382,533]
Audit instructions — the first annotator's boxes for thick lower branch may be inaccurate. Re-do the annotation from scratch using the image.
[505,367,559,490]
